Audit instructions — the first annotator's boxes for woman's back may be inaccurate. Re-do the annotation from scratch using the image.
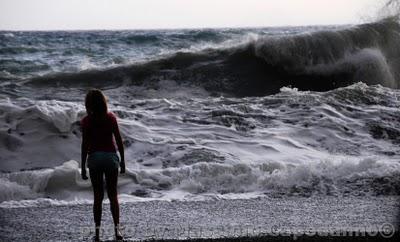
[81,112,117,154]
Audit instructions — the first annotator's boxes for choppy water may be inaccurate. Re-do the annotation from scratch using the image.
[1,19,400,207]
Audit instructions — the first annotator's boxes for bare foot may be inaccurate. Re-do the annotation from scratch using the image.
[115,225,123,241]
[94,226,100,242]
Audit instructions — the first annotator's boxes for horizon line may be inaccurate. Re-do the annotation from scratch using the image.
[0,22,361,32]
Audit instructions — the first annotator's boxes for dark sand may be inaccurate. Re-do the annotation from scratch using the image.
[0,196,399,241]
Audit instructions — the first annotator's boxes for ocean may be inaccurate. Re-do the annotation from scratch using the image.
[1,19,400,208]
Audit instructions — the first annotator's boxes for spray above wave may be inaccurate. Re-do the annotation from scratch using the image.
[23,19,400,97]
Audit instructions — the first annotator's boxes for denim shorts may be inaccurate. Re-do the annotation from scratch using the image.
[87,152,120,171]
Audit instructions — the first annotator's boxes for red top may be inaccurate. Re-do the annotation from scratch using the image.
[81,112,118,154]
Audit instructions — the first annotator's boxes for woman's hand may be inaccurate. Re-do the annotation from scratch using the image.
[81,168,88,180]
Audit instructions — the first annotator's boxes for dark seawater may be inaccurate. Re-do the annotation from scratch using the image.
[1,19,400,207]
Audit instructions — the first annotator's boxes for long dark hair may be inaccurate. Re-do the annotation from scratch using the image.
[85,89,108,119]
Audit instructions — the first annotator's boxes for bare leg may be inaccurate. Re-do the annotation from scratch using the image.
[89,169,104,241]
[105,169,122,240]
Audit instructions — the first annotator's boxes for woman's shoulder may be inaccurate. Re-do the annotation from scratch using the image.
[107,112,118,121]
[81,115,89,124]
[107,111,116,118]
[80,115,90,129]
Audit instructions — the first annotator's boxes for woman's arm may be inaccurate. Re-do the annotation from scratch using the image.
[81,125,89,180]
[113,117,125,174]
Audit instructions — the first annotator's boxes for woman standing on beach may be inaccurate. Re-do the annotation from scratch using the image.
[80,89,125,241]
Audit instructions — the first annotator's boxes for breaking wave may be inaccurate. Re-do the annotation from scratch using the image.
[21,19,400,97]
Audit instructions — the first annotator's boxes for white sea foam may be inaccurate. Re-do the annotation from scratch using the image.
[0,98,83,168]
[1,83,400,207]
[0,156,399,208]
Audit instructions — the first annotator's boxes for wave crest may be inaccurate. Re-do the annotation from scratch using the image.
[22,19,400,97]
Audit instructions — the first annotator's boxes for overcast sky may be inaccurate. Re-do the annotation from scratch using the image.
[0,0,385,30]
